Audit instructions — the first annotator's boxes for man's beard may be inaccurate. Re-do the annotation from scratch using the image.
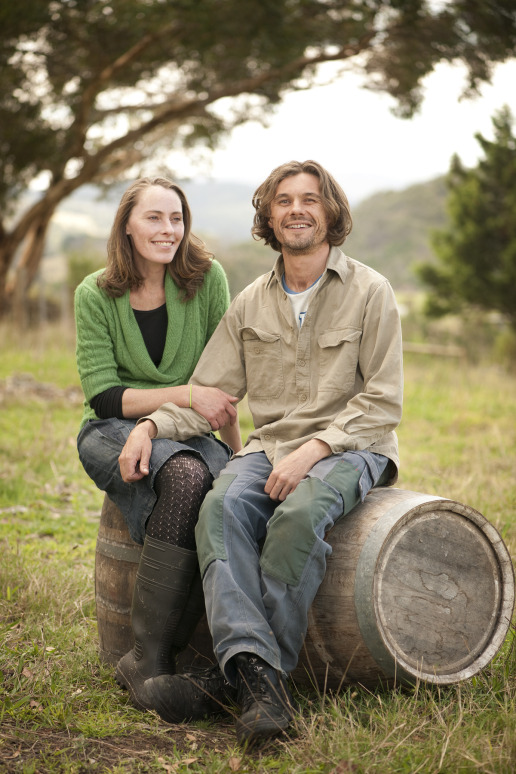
[281,229,324,254]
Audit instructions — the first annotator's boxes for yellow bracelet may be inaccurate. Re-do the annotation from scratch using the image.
[189,383,193,408]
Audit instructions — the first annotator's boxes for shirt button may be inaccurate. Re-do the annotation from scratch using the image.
[299,359,306,367]
[300,394,307,402]
[264,434,271,440]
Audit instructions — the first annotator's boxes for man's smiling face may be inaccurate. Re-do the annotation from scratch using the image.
[267,172,329,255]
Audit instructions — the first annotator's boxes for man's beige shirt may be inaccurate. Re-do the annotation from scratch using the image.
[145,247,403,480]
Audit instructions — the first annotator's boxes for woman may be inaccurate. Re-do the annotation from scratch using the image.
[75,177,241,712]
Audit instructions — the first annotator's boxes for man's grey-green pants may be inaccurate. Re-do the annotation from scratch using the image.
[195,450,390,682]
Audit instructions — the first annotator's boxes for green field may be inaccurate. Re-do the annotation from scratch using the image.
[1,323,515,773]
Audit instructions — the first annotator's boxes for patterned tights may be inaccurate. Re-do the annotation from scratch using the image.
[145,453,212,550]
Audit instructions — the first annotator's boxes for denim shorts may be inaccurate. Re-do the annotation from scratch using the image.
[77,417,232,545]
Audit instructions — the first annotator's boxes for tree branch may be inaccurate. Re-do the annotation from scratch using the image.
[67,21,184,162]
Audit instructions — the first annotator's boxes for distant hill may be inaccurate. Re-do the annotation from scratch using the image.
[37,175,449,293]
[345,176,448,290]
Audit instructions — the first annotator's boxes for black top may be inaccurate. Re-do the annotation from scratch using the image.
[89,304,168,419]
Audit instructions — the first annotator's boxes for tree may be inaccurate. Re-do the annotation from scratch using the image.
[2,0,516,314]
[418,105,516,333]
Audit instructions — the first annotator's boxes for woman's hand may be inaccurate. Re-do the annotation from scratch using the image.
[118,420,157,482]
[190,385,239,431]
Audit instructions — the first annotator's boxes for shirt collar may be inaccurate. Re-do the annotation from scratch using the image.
[325,245,349,283]
[265,245,349,289]
[266,254,284,288]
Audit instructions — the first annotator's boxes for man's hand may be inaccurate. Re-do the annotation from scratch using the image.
[190,385,239,431]
[264,439,331,501]
[118,419,157,482]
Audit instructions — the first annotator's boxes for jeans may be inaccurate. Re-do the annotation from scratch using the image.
[195,449,390,681]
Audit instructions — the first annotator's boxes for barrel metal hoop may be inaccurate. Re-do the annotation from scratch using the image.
[354,491,515,686]
[96,537,142,564]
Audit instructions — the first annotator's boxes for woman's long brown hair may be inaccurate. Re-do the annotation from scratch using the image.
[98,177,212,301]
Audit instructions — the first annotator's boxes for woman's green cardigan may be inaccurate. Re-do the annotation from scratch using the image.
[74,260,230,429]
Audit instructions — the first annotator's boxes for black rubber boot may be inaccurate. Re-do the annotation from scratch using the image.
[143,663,237,723]
[234,653,295,746]
[115,537,201,710]
[170,567,205,653]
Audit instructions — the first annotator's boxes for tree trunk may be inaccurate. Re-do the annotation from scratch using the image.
[5,210,54,305]
[0,223,24,319]
[0,191,65,320]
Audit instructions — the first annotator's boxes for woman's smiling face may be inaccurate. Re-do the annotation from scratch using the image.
[126,185,185,270]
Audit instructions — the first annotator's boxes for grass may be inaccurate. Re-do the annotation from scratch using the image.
[0,322,515,773]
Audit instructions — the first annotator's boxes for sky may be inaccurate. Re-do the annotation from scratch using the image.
[177,58,516,205]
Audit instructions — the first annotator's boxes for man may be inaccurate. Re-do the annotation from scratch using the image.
[119,160,403,745]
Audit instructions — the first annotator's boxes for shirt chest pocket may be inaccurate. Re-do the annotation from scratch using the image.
[240,326,284,398]
[318,327,362,393]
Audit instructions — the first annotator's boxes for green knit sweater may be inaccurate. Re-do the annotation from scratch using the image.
[74,260,230,428]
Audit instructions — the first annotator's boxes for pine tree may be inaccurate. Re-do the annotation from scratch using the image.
[418,106,516,333]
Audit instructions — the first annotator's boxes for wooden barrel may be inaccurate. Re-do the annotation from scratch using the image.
[95,495,142,665]
[95,494,214,670]
[95,489,515,689]
[292,487,515,689]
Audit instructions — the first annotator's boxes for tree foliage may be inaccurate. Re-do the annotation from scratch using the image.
[418,105,516,333]
[1,0,516,313]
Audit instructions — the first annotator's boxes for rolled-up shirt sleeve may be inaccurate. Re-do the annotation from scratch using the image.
[139,297,248,440]
[143,402,212,440]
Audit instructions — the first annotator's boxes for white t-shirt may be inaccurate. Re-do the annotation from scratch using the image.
[282,274,322,328]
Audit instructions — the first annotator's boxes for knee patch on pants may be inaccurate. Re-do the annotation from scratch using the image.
[259,476,342,587]
[260,460,363,587]
[195,474,236,576]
